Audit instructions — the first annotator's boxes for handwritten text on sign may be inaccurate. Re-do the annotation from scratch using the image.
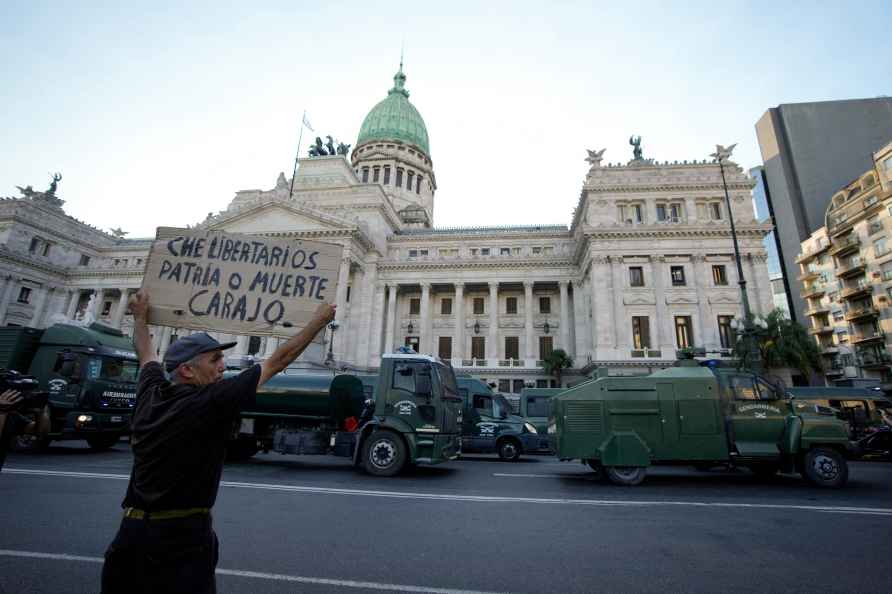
[142,228,343,336]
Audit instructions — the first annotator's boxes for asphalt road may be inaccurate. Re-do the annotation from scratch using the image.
[1,441,890,594]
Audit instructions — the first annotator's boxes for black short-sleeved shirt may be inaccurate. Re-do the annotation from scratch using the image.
[122,362,261,511]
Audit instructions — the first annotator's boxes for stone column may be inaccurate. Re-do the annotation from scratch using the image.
[747,254,763,316]
[692,255,715,351]
[592,257,614,359]
[419,282,431,354]
[573,279,590,361]
[651,257,665,352]
[524,281,535,362]
[157,326,173,358]
[89,289,105,319]
[488,282,499,364]
[370,283,386,363]
[65,290,80,319]
[111,289,130,328]
[453,283,464,362]
[684,197,698,223]
[0,276,20,324]
[559,281,570,355]
[355,261,378,366]
[234,335,250,357]
[29,286,52,328]
[263,336,279,358]
[384,284,398,354]
[334,255,351,359]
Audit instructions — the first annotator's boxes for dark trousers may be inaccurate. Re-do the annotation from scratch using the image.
[101,514,218,594]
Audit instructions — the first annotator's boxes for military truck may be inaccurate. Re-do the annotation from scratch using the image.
[0,323,139,450]
[550,362,857,487]
[455,376,548,460]
[785,388,891,438]
[228,353,462,476]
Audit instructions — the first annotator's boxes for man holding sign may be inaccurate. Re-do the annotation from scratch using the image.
[101,290,335,594]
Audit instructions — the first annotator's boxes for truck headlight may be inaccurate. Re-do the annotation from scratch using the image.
[523,422,538,434]
[77,414,92,423]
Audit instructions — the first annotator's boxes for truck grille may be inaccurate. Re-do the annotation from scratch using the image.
[565,401,602,433]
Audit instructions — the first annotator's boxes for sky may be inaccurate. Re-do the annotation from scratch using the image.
[1,0,889,239]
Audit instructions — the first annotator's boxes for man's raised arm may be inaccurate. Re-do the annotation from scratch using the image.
[259,304,336,387]
[129,290,158,368]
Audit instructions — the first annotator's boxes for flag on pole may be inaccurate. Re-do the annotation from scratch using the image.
[302,113,314,132]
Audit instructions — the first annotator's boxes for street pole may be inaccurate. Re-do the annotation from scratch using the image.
[713,145,752,322]
[288,109,307,200]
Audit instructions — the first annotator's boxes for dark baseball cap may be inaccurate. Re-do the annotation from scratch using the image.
[163,332,238,372]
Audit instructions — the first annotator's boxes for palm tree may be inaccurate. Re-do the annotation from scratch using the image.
[733,309,822,380]
[542,348,573,388]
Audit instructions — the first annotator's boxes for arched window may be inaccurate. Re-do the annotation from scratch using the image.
[396,168,404,188]
[383,166,391,185]
[362,167,369,183]
[407,171,414,191]
[416,175,422,194]
[373,167,380,183]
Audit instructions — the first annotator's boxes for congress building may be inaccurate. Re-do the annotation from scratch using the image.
[0,65,773,390]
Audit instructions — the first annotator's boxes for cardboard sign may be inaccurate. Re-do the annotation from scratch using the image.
[141,227,343,337]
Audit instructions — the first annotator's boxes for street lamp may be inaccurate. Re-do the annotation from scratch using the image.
[710,143,752,322]
[324,320,339,369]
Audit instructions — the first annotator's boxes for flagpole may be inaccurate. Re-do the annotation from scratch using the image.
[288,109,306,199]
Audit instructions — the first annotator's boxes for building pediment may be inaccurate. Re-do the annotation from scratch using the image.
[206,201,358,235]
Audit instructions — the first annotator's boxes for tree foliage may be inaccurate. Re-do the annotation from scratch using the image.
[733,309,822,377]
[542,348,573,387]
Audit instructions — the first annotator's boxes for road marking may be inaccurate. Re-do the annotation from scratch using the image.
[0,549,508,594]
[493,473,569,479]
[6,467,892,517]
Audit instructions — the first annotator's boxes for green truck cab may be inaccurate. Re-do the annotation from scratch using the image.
[785,388,891,438]
[550,362,857,488]
[456,376,547,461]
[229,352,462,476]
[0,323,139,450]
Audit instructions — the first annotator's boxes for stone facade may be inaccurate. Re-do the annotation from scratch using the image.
[797,140,892,388]
[0,68,774,390]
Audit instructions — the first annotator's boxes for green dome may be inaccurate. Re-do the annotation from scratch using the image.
[356,66,430,156]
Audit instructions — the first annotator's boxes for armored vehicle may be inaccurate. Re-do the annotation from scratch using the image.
[550,362,856,487]
[228,352,462,476]
[0,323,138,450]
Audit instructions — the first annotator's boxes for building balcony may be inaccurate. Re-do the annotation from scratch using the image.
[840,284,873,301]
[845,306,880,322]
[805,305,831,317]
[836,261,867,279]
[808,325,834,336]
[852,332,885,346]
[828,237,860,257]
[824,365,845,377]
[797,268,821,282]
[498,359,525,367]
[796,243,830,263]
[858,352,892,370]
[630,349,664,358]
[801,284,827,299]
[820,346,839,356]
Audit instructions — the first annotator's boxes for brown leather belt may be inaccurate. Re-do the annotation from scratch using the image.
[123,507,210,520]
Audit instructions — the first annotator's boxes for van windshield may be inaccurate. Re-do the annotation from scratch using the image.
[493,395,512,419]
[95,357,140,383]
[435,363,461,401]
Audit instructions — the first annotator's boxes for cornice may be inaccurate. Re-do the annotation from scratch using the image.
[583,181,754,193]
[378,258,575,272]
[581,223,771,240]
[0,247,68,277]
[389,230,571,243]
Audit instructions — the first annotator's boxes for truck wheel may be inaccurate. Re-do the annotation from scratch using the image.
[497,438,521,462]
[585,460,604,479]
[86,434,121,451]
[362,430,406,477]
[802,448,848,488]
[606,466,647,486]
[14,434,51,453]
